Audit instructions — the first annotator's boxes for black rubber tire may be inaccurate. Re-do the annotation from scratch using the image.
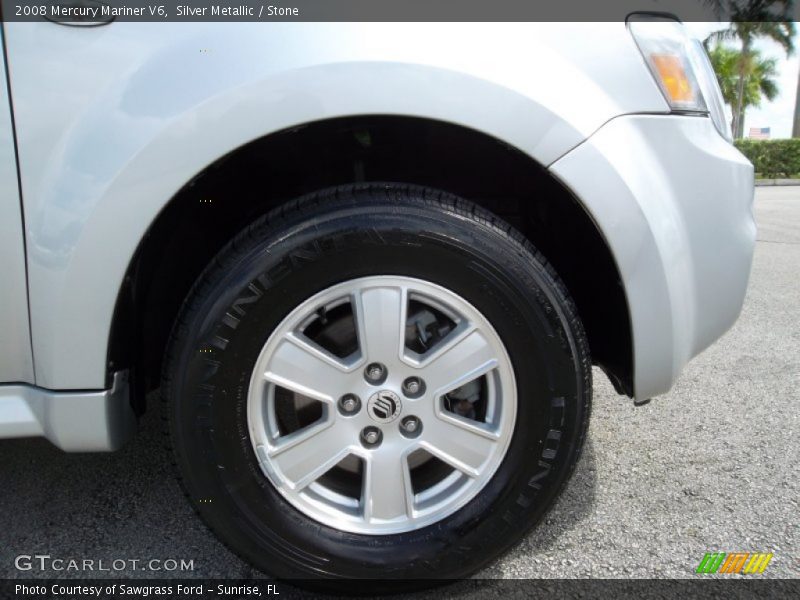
[162,184,591,589]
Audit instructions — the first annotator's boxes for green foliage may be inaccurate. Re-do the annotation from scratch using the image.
[706,19,795,57]
[735,138,800,178]
[708,45,780,132]
[705,12,795,138]
[708,45,740,106]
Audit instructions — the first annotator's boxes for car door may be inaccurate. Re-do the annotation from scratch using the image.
[0,28,34,383]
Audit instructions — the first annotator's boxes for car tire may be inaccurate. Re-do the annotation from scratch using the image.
[162,183,591,589]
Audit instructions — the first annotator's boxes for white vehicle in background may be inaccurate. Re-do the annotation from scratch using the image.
[0,16,753,586]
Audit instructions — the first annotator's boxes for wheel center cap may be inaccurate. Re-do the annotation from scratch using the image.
[367,390,402,423]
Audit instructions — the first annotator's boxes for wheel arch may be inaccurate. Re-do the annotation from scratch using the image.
[15,23,669,391]
[108,115,634,414]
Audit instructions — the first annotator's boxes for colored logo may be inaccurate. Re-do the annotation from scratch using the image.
[696,552,773,574]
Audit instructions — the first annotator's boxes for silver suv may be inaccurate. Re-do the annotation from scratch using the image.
[0,18,754,584]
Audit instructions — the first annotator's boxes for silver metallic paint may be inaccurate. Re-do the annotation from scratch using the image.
[0,23,755,445]
[551,114,755,399]
[0,371,135,450]
[0,29,34,383]
[3,22,666,390]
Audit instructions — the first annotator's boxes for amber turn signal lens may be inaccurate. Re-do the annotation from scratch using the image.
[650,54,695,104]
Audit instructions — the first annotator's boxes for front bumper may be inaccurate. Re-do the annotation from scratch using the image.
[550,114,755,400]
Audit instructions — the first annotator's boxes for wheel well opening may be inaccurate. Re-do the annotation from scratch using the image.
[109,116,633,412]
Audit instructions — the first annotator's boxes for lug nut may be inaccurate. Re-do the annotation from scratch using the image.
[400,416,422,438]
[338,394,361,416]
[360,426,383,448]
[364,362,387,384]
[402,376,426,398]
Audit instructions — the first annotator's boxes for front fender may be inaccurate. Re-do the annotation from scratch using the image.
[4,22,666,389]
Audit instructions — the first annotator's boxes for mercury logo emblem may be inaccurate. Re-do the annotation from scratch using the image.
[367,390,402,423]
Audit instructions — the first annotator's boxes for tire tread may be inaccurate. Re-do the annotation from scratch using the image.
[161,182,592,581]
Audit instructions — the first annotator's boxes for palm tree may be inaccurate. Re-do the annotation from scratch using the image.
[708,45,780,134]
[705,2,795,138]
[708,45,741,108]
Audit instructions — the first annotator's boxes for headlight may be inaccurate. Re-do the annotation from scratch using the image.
[687,37,733,142]
[628,15,706,111]
[628,14,731,141]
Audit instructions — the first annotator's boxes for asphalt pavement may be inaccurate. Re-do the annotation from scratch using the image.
[2,187,798,583]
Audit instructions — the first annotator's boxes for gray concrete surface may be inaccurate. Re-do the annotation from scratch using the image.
[1,188,798,581]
